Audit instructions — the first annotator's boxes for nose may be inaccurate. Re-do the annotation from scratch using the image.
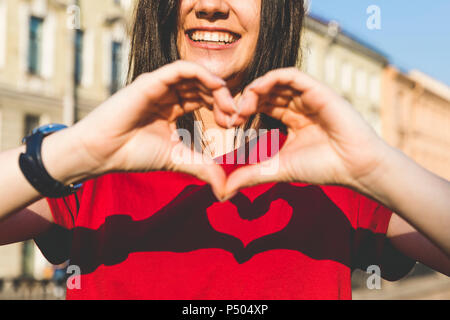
[194,0,230,20]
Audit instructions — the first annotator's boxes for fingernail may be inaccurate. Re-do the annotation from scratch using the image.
[238,95,249,112]
[229,96,240,114]
[215,76,226,86]
[248,78,263,90]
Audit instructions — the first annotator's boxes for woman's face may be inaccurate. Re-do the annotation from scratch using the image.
[177,0,261,90]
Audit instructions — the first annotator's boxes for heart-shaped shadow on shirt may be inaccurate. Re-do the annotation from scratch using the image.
[206,186,293,247]
[37,182,378,275]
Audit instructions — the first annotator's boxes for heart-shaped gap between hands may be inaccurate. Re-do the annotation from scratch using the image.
[171,67,385,204]
[174,75,305,202]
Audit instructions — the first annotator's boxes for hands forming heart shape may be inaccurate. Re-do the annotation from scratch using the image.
[73,60,390,201]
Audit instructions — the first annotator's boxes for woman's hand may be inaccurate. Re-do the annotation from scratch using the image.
[61,61,237,198]
[225,67,390,197]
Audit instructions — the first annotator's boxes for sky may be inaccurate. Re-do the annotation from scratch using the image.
[308,0,450,86]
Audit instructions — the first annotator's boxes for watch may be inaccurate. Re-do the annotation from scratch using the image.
[19,124,83,198]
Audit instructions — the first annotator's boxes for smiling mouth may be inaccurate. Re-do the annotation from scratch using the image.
[186,29,241,46]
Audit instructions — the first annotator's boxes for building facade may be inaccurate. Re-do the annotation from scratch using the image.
[301,15,388,136]
[382,66,450,181]
[0,0,132,279]
[0,2,396,282]
[302,16,450,183]
[0,1,448,299]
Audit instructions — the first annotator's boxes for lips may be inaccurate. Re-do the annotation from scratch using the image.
[185,27,242,50]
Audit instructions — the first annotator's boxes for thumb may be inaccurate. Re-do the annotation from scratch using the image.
[224,156,286,200]
[169,144,227,200]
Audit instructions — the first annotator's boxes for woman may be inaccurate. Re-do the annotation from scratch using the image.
[0,0,449,300]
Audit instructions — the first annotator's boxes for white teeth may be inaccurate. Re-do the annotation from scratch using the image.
[189,30,237,44]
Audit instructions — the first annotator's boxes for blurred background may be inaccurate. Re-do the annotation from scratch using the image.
[0,0,448,300]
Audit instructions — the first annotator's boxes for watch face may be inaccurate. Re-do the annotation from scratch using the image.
[32,124,68,137]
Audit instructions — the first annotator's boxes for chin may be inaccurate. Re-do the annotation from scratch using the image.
[190,58,232,78]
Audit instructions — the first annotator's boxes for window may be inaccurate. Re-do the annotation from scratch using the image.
[81,31,94,87]
[355,69,368,97]
[75,29,84,85]
[324,54,336,84]
[341,62,353,93]
[28,16,44,75]
[305,43,318,77]
[369,74,380,104]
[110,41,122,94]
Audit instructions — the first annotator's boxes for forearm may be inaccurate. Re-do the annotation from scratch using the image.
[0,146,42,220]
[356,142,450,256]
[0,127,98,221]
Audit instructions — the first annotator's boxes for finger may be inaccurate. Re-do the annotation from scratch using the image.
[198,91,214,110]
[166,61,227,90]
[263,94,292,107]
[175,79,214,97]
[212,86,239,115]
[271,86,298,98]
[226,113,247,128]
[240,83,298,109]
[196,82,215,96]
[238,82,310,129]
[212,104,246,128]
[224,157,288,200]
[177,89,202,100]
[247,69,329,115]
[174,82,215,110]
[236,89,294,118]
[248,68,315,95]
[260,102,315,130]
[250,70,362,134]
[235,90,259,117]
[175,76,238,116]
[176,89,213,110]
[141,60,227,100]
[168,145,227,200]
[174,80,198,92]
[181,99,209,114]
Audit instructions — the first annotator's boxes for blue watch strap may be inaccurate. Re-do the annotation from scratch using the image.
[19,124,82,198]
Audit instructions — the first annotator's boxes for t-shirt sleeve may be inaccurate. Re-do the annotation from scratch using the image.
[46,193,81,230]
[351,192,416,281]
[33,189,84,265]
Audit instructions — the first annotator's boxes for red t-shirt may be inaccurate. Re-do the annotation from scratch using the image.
[36,131,414,300]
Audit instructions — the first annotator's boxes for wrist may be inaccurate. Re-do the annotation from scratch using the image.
[41,126,103,186]
[350,140,398,205]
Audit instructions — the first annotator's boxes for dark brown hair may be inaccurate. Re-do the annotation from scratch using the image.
[127,0,305,148]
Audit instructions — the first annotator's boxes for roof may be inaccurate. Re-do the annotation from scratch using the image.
[305,14,389,65]
[409,70,450,101]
